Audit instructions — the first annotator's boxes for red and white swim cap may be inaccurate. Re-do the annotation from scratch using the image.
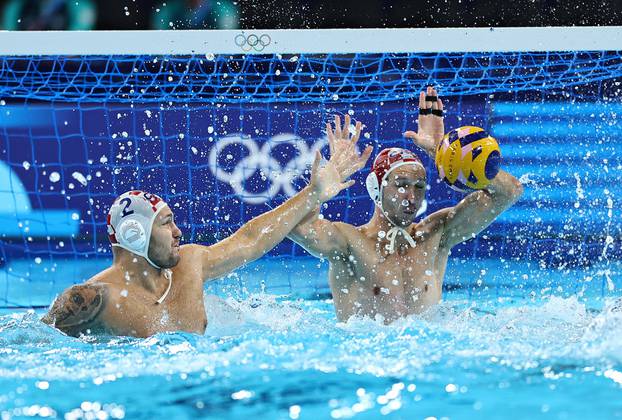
[106,190,168,268]
[365,147,425,206]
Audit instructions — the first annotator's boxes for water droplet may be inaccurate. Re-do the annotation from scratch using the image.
[71,172,87,186]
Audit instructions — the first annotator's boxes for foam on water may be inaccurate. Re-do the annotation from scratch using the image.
[1,294,621,377]
[1,292,622,418]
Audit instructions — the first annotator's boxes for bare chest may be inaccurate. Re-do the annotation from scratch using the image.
[359,245,438,295]
[328,233,445,315]
[105,272,207,337]
[360,231,439,273]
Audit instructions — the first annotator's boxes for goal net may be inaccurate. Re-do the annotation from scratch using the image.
[1,28,620,306]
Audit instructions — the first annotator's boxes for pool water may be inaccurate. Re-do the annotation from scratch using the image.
[1,258,621,419]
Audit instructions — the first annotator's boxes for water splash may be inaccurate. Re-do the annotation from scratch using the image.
[2,292,622,419]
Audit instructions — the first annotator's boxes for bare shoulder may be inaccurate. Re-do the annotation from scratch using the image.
[164,243,209,284]
[179,243,215,263]
[179,243,202,256]
[334,221,366,247]
[177,243,208,272]
[334,221,360,237]
[42,282,108,336]
[412,208,453,237]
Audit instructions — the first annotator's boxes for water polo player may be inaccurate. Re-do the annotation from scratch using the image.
[288,87,523,323]
[42,119,372,337]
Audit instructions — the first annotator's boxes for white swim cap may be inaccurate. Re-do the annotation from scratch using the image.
[365,147,426,220]
[106,190,168,268]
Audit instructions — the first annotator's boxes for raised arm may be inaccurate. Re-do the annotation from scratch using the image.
[192,115,372,281]
[288,115,367,260]
[288,206,350,260]
[405,86,523,250]
[193,182,323,280]
[431,171,522,249]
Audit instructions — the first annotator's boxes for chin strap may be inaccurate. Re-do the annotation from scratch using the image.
[156,269,173,304]
[384,225,417,254]
[378,205,417,254]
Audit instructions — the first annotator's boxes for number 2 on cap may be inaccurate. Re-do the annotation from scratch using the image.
[120,197,135,218]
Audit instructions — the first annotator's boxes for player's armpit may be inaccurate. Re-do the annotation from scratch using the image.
[42,283,107,335]
[289,217,350,260]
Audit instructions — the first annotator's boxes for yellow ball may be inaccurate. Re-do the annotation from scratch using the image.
[435,126,501,192]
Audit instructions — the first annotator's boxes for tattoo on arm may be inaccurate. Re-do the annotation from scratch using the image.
[42,284,106,335]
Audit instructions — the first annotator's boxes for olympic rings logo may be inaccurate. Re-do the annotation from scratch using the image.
[208,133,328,204]
[234,33,272,52]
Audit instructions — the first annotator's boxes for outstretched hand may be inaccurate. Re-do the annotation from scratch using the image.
[310,114,373,203]
[404,86,445,157]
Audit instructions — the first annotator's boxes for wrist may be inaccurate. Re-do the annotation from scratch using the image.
[410,134,437,158]
[305,184,323,205]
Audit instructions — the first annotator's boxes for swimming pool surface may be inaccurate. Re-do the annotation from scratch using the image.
[1,258,621,419]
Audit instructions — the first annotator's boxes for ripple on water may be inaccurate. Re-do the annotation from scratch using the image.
[0,294,621,382]
[1,294,622,419]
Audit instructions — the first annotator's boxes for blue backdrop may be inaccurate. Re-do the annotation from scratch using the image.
[1,51,621,274]
[1,96,619,268]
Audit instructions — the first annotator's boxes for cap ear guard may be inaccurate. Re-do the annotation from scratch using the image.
[366,171,380,205]
[117,217,147,253]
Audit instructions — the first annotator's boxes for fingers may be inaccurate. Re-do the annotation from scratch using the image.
[311,150,321,175]
[330,113,364,144]
[360,144,373,165]
[431,87,439,111]
[326,121,335,140]
[338,144,373,178]
[343,114,350,137]
[351,145,372,169]
[404,130,421,141]
[345,179,356,189]
[326,122,335,156]
[419,87,443,118]
[425,86,436,110]
[351,121,362,144]
[334,115,342,139]
[338,179,356,192]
